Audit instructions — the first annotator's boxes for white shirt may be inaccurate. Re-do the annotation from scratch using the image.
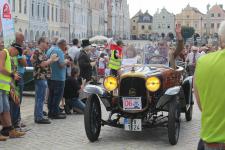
[185,52,201,65]
[68,46,80,61]
[200,51,206,57]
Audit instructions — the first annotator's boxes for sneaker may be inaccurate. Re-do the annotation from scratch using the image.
[9,129,25,138]
[43,111,48,116]
[0,135,8,141]
[35,119,51,124]
[51,114,66,119]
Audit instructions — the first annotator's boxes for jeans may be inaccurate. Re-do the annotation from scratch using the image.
[65,98,85,111]
[0,90,10,113]
[34,80,47,121]
[48,80,65,116]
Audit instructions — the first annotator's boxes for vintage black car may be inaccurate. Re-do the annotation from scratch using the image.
[83,56,193,145]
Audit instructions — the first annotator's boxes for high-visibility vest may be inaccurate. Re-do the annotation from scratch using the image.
[0,49,12,92]
[108,50,121,70]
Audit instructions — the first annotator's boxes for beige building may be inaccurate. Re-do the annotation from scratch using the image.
[203,4,225,36]
[175,4,204,36]
[131,10,153,40]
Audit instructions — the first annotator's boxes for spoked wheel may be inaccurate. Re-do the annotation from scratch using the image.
[84,94,102,142]
[168,96,181,145]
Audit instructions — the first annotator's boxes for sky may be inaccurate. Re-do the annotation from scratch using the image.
[127,0,225,17]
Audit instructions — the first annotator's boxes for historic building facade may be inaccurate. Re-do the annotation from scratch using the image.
[131,10,153,40]
[202,4,225,36]
[153,8,175,37]
[175,4,204,36]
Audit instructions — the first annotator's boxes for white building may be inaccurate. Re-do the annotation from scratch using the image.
[153,8,175,37]
[29,0,48,41]
[10,0,30,41]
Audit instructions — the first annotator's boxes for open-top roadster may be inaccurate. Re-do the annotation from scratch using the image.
[83,55,193,145]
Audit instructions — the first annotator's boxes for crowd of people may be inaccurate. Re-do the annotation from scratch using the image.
[0,20,225,149]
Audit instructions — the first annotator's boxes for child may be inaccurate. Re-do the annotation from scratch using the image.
[63,67,86,114]
[98,53,106,77]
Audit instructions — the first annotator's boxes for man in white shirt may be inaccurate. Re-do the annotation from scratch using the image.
[68,38,80,65]
[186,46,201,75]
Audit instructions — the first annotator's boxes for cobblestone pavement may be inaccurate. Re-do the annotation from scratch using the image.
[0,96,201,150]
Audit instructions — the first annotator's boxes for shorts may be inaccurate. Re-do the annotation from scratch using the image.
[0,90,10,113]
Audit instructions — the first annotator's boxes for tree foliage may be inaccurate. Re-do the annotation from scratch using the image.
[181,26,195,42]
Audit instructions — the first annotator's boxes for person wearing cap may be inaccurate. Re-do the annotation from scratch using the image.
[195,20,225,150]
[185,46,201,76]
[78,39,96,81]
[0,37,25,141]
[108,40,124,76]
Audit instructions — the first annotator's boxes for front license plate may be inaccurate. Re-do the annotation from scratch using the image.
[122,97,142,110]
[124,118,142,131]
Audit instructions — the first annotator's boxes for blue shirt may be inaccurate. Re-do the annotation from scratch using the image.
[47,46,66,81]
[17,55,25,74]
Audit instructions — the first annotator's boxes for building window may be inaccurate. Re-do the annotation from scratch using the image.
[24,0,27,14]
[133,26,136,30]
[12,0,15,12]
[43,6,45,18]
[158,25,161,29]
[148,25,151,30]
[167,25,170,29]
[218,13,221,17]
[162,16,165,19]
[47,4,49,20]
[51,6,54,21]
[142,25,145,30]
[19,0,22,13]
[56,7,58,22]
[133,20,135,22]
[32,1,34,17]
[187,15,189,18]
[211,23,214,28]
[217,23,220,28]
[195,24,198,28]
[204,23,207,28]
[211,13,214,17]
[37,3,40,17]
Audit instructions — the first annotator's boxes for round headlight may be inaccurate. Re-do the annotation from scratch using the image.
[103,76,118,91]
[146,77,161,92]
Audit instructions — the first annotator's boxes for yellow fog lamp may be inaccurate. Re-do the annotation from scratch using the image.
[146,77,161,92]
[103,76,118,91]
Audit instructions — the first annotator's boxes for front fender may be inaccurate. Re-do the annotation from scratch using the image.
[165,86,181,96]
[84,84,106,95]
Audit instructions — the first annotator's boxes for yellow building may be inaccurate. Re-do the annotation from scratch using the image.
[175,4,204,36]
[131,10,153,40]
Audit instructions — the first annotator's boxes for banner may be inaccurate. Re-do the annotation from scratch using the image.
[0,0,15,48]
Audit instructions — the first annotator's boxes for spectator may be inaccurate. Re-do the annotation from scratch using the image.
[47,39,71,119]
[11,32,27,128]
[63,67,86,114]
[185,46,201,75]
[32,37,58,124]
[98,53,106,77]
[78,39,96,81]
[0,37,25,140]
[68,38,80,65]
[195,21,225,150]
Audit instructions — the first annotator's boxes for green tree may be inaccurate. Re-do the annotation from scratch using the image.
[181,26,195,42]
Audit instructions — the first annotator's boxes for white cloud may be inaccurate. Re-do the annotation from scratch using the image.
[128,0,225,17]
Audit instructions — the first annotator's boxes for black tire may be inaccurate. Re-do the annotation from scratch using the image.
[168,97,181,145]
[185,104,193,121]
[84,94,102,142]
